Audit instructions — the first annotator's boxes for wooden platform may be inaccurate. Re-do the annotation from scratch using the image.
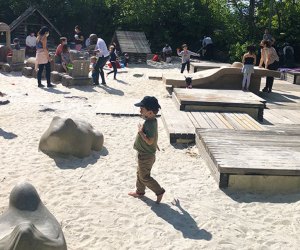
[286,71,300,84]
[196,128,300,188]
[161,104,265,143]
[95,99,161,116]
[161,107,195,143]
[173,88,266,121]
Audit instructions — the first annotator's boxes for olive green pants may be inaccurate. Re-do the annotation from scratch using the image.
[136,153,164,195]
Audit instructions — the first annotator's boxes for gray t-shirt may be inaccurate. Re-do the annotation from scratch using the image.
[177,50,199,63]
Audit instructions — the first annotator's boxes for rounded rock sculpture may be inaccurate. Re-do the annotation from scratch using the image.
[39,116,104,158]
[231,61,243,68]
[0,182,67,250]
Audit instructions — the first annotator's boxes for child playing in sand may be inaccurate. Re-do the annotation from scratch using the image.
[128,96,165,204]
[124,53,129,67]
[106,45,118,80]
[61,44,72,72]
[177,44,200,73]
[90,56,98,84]
[13,38,21,50]
[241,45,256,91]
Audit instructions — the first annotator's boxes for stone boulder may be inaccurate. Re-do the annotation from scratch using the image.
[0,182,67,250]
[39,116,104,158]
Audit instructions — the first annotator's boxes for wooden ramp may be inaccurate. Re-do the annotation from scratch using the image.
[190,61,230,73]
[162,67,280,94]
[173,88,266,121]
[196,128,300,188]
[162,104,266,143]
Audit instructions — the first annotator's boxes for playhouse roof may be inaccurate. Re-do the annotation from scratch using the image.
[9,6,61,36]
[114,31,151,54]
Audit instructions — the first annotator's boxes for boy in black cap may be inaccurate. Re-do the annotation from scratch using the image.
[128,96,165,204]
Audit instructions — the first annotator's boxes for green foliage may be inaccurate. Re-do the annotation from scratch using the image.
[229,41,256,63]
[0,0,299,61]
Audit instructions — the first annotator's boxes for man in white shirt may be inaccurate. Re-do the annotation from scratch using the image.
[25,32,37,57]
[93,36,110,85]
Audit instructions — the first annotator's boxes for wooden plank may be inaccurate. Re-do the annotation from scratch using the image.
[204,112,226,129]
[161,106,195,143]
[216,113,235,129]
[190,112,211,128]
[283,109,300,124]
[239,113,265,131]
[232,113,255,130]
[202,112,218,128]
[207,112,228,129]
[222,113,245,130]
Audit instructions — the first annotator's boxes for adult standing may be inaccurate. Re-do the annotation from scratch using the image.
[74,25,84,51]
[25,32,37,57]
[202,36,213,60]
[263,29,275,46]
[162,44,172,62]
[259,40,279,93]
[94,35,109,85]
[35,26,53,88]
[282,43,295,67]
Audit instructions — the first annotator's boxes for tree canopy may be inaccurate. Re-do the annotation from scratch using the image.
[0,0,299,62]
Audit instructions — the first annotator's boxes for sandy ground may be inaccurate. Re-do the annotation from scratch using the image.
[1,62,300,250]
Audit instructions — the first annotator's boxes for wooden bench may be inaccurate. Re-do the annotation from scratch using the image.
[173,88,266,121]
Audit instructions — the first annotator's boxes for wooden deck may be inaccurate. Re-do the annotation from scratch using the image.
[173,88,266,121]
[190,80,300,189]
[161,79,300,190]
[196,127,300,188]
[161,103,265,143]
[95,99,160,116]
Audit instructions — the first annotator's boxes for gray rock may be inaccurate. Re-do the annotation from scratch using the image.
[39,116,104,158]
[0,182,67,250]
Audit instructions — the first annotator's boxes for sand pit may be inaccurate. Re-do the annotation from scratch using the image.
[1,63,300,250]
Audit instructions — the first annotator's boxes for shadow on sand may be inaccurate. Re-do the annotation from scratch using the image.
[259,91,300,104]
[43,147,108,169]
[97,84,124,96]
[40,86,70,95]
[71,85,98,93]
[0,128,18,139]
[224,189,300,204]
[115,79,128,84]
[140,197,212,240]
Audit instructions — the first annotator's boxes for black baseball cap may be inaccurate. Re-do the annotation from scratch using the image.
[134,96,161,111]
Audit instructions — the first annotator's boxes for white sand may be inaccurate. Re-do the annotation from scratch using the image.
[1,64,300,250]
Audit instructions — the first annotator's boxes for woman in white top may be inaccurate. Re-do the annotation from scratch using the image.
[259,40,279,93]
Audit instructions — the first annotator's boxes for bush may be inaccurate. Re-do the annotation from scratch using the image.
[229,42,258,63]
